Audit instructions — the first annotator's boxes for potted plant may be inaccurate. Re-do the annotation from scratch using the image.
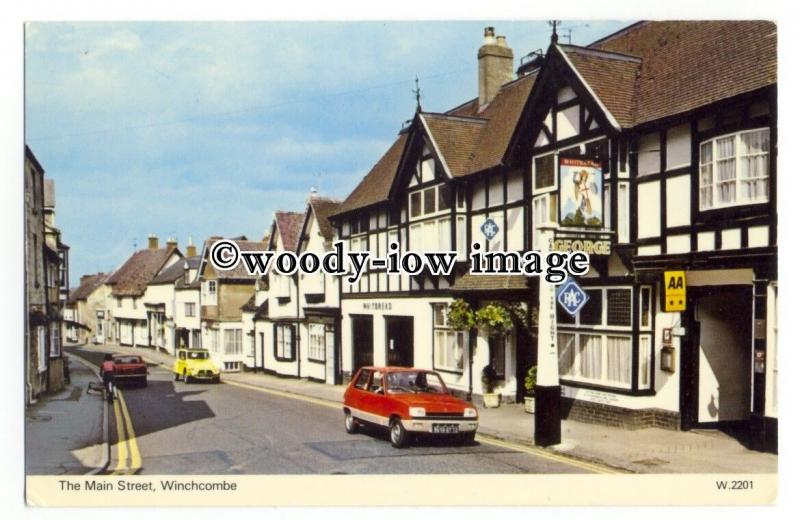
[481,364,501,408]
[447,298,475,331]
[475,302,514,337]
[523,365,537,414]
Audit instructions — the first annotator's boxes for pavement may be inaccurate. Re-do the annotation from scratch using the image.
[25,353,108,475]
[67,342,778,474]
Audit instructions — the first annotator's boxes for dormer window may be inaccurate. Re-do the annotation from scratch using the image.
[699,128,769,210]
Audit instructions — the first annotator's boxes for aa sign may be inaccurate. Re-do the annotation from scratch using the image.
[663,270,686,312]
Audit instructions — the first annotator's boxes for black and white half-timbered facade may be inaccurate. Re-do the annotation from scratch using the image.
[327,21,777,452]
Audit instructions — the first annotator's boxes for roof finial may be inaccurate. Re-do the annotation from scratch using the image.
[549,20,561,44]
[412,76,422,113]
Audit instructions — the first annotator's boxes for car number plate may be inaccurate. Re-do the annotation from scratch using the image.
[432,424,459,434]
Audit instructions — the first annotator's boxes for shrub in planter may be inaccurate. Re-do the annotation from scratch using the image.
[523,365,537,414]
[481,364,501,408]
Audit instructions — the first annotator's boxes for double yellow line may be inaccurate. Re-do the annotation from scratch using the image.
[111,390,142,475]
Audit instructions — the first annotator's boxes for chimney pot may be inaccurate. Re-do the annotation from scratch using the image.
[478,27,514,108]
[148,234,159,250]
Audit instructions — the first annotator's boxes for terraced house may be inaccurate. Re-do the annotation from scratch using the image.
[197,236,265,371]
[106,235,183,348]
[328,21,778,452]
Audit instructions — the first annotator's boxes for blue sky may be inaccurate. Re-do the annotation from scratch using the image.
[24,21,629,286]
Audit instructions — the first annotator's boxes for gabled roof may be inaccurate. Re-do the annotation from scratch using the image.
[240,294,259,312]
[67,272,107,303]
[150,257,188,285]
[307,196,342,248]
[335,133,408,215]
[106,247,181,297]
[585,20,776,126]
[273,211,305,252]
[419,113,486,177]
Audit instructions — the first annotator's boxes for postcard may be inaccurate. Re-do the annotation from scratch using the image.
[22,17,779,507]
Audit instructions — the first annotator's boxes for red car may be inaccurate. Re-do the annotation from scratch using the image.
[342,366,479,448]
[111,354,148,387]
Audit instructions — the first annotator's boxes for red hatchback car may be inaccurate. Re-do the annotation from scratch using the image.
[111,354,148,387]
[342,366,479,448]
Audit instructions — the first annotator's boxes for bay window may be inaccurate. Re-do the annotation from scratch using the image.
[699,128,769,210]
[432,303,465,372]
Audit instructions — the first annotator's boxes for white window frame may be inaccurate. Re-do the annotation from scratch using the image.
[432,303,466,373]
[308,322,327,362]
[50,325,61,357]
[558,331,633,389]
[184,302,196,317]
[699,128,770,210]
[408,183,451,221]
[37,326,47,372]
[224,328,242,355]
[275,324,295,361]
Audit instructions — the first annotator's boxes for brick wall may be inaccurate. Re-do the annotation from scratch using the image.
[560,397,680,431]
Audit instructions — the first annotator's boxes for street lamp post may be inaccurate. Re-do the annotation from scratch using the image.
[535,226,561,446]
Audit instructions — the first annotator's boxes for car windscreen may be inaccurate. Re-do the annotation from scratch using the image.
[114,356,142,364]
[187,351,209,360]
[386,371,447,394]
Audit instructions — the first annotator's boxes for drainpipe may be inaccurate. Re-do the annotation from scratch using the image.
[295,273,301,379]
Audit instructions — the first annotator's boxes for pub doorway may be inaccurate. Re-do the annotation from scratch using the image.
[681,286,752,431]
[351,315,374,374]
[385,316,414,367]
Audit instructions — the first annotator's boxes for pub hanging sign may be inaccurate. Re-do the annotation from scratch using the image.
[559,156,603,228]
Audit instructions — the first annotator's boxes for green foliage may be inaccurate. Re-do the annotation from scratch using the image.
[446,298,475,331]
[524,365,538,396]
[475,302,514,337]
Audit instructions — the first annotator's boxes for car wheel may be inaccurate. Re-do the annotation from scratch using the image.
[344,412,359,434]
[461,431,476,445]
[389,418,408,449]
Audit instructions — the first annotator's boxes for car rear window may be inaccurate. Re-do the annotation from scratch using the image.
[114,356,142,364]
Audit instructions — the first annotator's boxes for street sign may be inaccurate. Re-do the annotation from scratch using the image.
[663,270,686,312]
[556,277,589,317]
[480,218,499,240]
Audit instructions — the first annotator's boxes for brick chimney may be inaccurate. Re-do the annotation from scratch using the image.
[478,27,514,109]
[166,236,178,250]
[148,234,159,250]
[186,236,197,258]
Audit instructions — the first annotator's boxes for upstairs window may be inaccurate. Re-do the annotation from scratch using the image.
[699,128,769,210]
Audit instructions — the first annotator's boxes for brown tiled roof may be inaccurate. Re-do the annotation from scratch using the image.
[586,20,777,126]
[420,114,486,177]
[334,133,408,215]
[107,248,179,297]
[150,258,188,285]
[308,196,342,248]
[560,46,640,128]
[67,272,107,303]
[464,73,537,174]
[274,211,305,252]
[203,238,267,280]
[451,273,530,292]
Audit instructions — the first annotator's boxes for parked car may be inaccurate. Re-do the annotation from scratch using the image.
[342,366,479,448]
[111,354,148,387]
[173,348,221,383]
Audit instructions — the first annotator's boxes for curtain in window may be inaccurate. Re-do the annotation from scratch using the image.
[741,130,769,201]
[558,333,577,376]
[639,335,651,387]
[715,136,737,204]
[606,335,631,384]
[579,334,602,380]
